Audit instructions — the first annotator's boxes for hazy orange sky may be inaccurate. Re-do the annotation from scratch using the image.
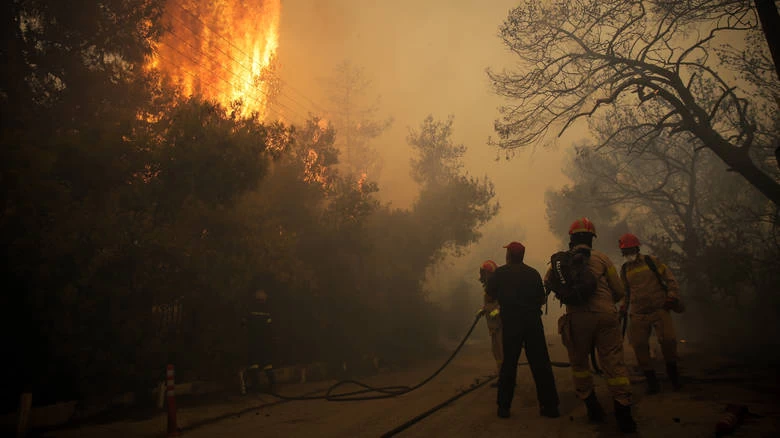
[274,1,593,300]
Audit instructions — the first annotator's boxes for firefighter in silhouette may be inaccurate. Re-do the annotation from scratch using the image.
[479,260,502,387]
[240,289,276,394]
[486,242,559,419]
[619,233,684,393]
[545,218,636,433]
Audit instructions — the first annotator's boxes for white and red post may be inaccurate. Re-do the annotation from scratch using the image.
[166,364,179,437]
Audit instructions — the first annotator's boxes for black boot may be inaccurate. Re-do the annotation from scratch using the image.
[497,406,510,418]
[584,392,605,423]
[614,400,637,433]
[666,362,682,390]
[644,369,660,395]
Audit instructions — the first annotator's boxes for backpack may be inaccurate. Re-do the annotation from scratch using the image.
[546,247,599,306]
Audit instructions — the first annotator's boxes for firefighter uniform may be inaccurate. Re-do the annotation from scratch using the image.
[483,293,503,373]
[621,251,683,391]
[550,218,635,433]
[240,290,275,394]
[480,260,503,375]
[487,242,559,419]
[548,246,632,406]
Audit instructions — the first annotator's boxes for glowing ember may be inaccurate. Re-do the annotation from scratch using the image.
[149,0,281,119]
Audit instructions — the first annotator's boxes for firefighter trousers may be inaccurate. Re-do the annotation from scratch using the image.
[628,310,677,371]
[559,311,632,406]
[497,316,559,410]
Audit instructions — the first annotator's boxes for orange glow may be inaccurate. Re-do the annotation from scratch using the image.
[357,172,368,191]
[303,149,329,187]
[149,0,281,119]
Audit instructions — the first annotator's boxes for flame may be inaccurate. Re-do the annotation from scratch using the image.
[357,172,368,191]
[303,149,329,187]
[149,0,281,119]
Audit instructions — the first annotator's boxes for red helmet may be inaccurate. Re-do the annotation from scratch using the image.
[569,217,597,236]
[480,260,498,273]
[619,233,641,249]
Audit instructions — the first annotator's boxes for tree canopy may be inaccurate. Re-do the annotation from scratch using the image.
[489,0,780,204]
[0,1,498,411]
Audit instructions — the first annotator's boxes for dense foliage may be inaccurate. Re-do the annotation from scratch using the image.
[0,1,497,409]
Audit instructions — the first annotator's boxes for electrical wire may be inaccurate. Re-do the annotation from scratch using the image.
[156,32,303,121]
[153,40,287,121]
[166,1,327,118]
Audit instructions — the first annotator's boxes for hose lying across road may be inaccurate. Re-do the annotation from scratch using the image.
[267,312,571,402]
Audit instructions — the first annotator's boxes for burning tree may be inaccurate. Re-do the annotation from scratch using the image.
[488,0,780,205]
[149,0,282,119]
[324,60,393,179]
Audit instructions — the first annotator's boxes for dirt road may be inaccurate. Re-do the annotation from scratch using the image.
[43,335,779,438]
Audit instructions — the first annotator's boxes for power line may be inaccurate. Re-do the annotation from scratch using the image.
[278,77,330,114]
[165,30,303,120]
[153,41,288,121]
[165,13,314,120]
[164,12,287,105]
[158,30,304,122]
[166,1,327,118]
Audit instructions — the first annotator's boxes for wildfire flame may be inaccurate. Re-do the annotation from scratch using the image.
[149,0,281,119]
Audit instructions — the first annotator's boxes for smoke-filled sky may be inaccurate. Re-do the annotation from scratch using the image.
[275,1,592,287]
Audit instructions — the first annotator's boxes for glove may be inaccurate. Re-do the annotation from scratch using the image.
[662,297,678,311]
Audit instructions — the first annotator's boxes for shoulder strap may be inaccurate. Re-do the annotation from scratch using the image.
[643,255,669,292]
[620,262,630,299]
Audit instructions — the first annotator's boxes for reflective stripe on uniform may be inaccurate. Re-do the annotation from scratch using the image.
[573,370,591,378]
[607,265,618,276]
[607,376,630,386]
[625,265,649,277]
[263,364,273,371]
[489,309,499,317]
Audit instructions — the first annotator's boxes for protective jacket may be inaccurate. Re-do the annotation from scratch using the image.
[621,255,683,315]
[546,245,632,405]
[483,293,501,332]
[544,245,625,313]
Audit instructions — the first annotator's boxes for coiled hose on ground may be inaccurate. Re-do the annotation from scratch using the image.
[267,312,571,402]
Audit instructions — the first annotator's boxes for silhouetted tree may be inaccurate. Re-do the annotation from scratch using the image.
[489,0,780,204]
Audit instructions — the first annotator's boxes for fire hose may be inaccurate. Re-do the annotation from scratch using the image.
[266,310,571,402]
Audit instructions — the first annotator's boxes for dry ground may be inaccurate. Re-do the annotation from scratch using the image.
[39,333,779,438]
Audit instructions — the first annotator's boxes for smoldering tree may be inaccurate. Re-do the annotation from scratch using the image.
[324,60,393,179]
[408,116,500,260]
[488,0,780,205]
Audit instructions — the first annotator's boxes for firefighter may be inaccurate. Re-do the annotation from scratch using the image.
[240,289,276,394]
[479,260,502,386]
[486,242,559,419]
[546,218,636,433]
[618,233,684,393]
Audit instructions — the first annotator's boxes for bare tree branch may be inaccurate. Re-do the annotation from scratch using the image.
[490,0,780,204]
